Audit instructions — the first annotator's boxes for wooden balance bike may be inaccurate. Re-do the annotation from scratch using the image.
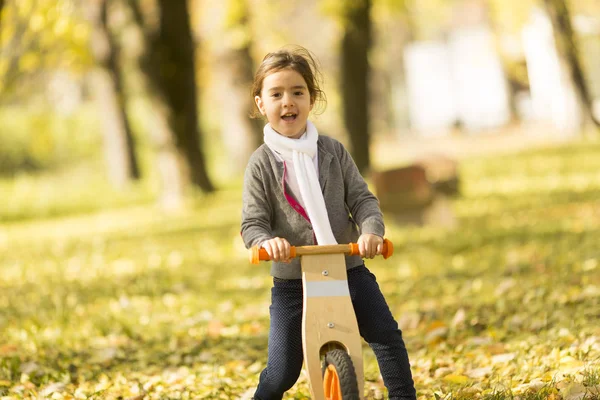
[250,239,394,400]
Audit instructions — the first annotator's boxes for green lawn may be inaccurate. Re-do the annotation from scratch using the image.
[1,141,599,399]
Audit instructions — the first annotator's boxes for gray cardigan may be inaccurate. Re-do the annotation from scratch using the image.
[241,135,385,279]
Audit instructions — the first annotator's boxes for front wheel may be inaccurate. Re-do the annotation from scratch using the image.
[322,349,360,400]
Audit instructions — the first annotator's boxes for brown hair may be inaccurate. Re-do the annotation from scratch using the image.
[251,46,327,118]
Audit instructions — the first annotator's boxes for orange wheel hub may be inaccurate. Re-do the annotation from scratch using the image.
[323,364,342,400]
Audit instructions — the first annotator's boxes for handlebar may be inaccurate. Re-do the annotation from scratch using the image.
[249,239,394,264]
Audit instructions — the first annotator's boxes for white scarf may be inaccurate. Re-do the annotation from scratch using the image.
[263,121,337,245]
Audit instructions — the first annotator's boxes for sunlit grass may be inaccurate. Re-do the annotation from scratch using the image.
[0,162,155,223]
[0,140,599,399]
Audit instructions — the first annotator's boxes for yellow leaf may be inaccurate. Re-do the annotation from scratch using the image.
[560,382,586,398]
[542,373,554,382]
[19,52,40,72]
[0,344,18,355]
[53,18,70,37]
[443,374,469,384]
[29,14,45,32]
[426,320,447,332]
[425,320,448,345]
[208,320,225,338]
[486,343,506,355]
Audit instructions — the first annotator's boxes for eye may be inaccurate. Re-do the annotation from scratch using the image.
[294,91,304,96]
[271,92,281,98]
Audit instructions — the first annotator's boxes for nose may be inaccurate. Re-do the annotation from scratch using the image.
[282,92,295,107]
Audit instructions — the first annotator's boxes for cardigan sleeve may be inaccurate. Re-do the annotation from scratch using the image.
[336,141,385,237]
[240,156,275,249]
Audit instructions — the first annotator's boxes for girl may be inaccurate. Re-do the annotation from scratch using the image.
[241,46,416,400]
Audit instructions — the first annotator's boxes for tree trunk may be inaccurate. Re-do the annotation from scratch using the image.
[87,0,140,188]
[126,0,214,208]
[340,0,372,173]
[543,0,600,129]
[156,0,214,192]
[0,0,5,30]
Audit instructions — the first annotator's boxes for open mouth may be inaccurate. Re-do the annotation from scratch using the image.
[281,113,297,122]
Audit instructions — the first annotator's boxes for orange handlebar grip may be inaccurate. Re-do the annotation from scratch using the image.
[250,245,298,264]
[382,239,394,259]
[349,243,360,256]
[349,240,393,258]
[250,246,266,264]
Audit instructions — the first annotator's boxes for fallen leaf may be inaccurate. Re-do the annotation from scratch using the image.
[491,353,515,364]
[467,336,492,346]
[398,312,421,331]
[466,366,492,379]
[434,367,453,378]
[0,344,18,355]
[40,382,66,397]
[425,321,448,345]
[98,348,119,364]
[443,374,469,384]
[486,343,506,355]
[19,362,40,375]
[559,382,587,400]
[451,308,466,328]
[495,278,516,296]
[208,320,225,338]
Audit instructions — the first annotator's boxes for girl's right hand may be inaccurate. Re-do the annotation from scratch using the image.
[261,237,292,263]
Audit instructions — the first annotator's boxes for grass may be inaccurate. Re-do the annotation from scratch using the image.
[0,139,599,399]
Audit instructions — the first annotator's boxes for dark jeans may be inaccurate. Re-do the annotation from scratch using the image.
[253,264,416,400]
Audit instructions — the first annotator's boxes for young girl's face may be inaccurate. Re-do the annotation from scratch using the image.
[255,68,313,139]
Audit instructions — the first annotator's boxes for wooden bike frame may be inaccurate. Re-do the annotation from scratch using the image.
[251,240,393,400]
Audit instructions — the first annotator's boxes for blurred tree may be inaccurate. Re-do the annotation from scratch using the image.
[0,0,90,100]
[378,0,415,39]
[371,0,416,132]
[213,0,262,173]
[86,0,140,188]
[0,0,5,29]
[127,0,214,208]
[543,0,600,129]
[339,0,372,173]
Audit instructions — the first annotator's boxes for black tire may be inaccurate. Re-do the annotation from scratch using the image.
[321,349,360,399]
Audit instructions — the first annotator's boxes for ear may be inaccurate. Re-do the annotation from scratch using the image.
[254,96,266,116]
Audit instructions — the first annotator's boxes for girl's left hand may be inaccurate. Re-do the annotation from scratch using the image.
[357,233,383,259]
